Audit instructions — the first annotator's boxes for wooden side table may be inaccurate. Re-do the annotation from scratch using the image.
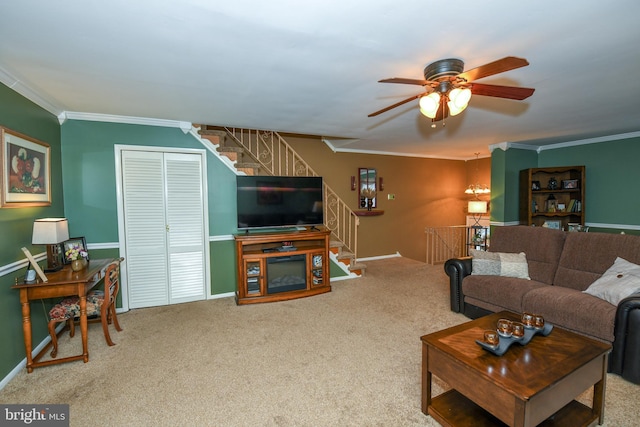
[13,258,114,372]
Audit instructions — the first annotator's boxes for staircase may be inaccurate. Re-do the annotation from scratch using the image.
[197,125,364,276]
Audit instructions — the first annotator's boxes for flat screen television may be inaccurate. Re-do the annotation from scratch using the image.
[236,176,324,230]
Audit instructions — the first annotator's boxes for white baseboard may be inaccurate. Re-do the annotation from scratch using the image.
[0,323,64,391]
[208,291,235,300]
[357,252,402,262]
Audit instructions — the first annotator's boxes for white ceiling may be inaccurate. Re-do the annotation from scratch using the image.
[1,0,640,160]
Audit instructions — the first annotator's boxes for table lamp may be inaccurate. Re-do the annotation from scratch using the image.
[32,218,69,272]
[468,200,488,228]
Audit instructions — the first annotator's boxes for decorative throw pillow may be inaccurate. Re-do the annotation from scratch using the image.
[470,249,531,279]
[583,257,640,306]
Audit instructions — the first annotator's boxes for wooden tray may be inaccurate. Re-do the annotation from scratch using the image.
[476,323,554,356]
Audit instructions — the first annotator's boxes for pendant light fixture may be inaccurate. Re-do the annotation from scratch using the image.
[465,153,491,196]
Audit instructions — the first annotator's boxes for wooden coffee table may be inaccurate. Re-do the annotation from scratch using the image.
[421,311,611,427]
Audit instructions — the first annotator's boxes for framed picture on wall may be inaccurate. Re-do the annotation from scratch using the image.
[0,126,51,208]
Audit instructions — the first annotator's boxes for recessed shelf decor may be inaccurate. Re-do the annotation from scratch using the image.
[354,210,384,217]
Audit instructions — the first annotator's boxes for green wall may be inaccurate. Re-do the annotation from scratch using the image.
[0,83,63,380]
[61,120,241,295]
[491,135,640,232]
[490,148,537,223]
[537,137,640,226]
[61,120,239,239]
[60,120,347,297]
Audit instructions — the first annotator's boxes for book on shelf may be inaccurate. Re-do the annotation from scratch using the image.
[568,199,582,212]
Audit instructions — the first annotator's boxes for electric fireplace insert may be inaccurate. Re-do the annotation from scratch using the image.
[267,255,306,294]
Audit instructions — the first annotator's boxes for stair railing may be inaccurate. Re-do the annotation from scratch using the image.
[425,226,467,265]
[223,127,359,260]
[425,225,490,264]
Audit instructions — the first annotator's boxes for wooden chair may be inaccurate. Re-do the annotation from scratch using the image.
[47,258,124,358]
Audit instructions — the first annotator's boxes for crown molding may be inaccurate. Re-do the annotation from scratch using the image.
[0,66,64,116]
[489,142,541,153]
[60,111,191,133]
[0,66,191,134]
[322,138,467,160]
[490,131,640,154]
[535,131,640,151]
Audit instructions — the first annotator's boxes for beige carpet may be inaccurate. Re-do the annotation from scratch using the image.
[1,257,638,426]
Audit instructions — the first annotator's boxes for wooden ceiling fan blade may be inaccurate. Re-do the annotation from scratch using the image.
[458,56,529,82]
[470,83,535,100]
[379,77,431,86]
[368,93,423,117]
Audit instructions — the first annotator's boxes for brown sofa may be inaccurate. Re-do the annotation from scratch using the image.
[444,225,640,384]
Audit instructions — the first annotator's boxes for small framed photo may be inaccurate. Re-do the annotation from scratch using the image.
[21,247,48,282]
[562,179,579,189]
[543,220,562,230]
[567,223,581,232]
[567,223,589,232]
[62,236,89,264]
[531,181,541,191]
[557,203,566,211]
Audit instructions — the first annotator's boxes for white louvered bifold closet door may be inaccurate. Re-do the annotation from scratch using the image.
[164,152,206,304]
[121,150,206,309]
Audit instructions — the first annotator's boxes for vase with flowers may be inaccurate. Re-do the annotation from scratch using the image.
[65,244,88,272]
[360,188,377,211]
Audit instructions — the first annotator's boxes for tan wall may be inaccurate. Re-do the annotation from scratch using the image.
[285,135,491,262]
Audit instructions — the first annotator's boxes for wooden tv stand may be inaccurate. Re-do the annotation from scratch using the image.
[234,229,331,305]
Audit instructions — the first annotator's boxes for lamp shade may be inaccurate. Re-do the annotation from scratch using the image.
[32,218,69,244]
[468,200,487,214]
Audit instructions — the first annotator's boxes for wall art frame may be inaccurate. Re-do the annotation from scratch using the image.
[1,126,51,208]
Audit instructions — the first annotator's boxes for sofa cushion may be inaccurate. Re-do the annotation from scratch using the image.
[470,249,530,279]
[462,275,547,314]
[522,286,616,342]
[554,232,640,291]
[583,257,640,305]
[489,226,566,285]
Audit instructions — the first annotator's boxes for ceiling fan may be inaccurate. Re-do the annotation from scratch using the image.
[368,56,535,122]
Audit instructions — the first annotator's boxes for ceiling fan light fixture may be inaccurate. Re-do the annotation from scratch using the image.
[449,87,472,107]
[447,101,466,116]
[369,56,533,120]
[447,87,472,116]
[420,107,437,119]
[419,92,440,118]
